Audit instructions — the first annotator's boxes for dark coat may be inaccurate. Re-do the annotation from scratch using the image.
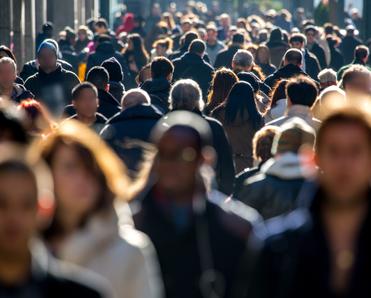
[20,59,74,82]
[265,38,290,68]
[141,78,171,113]
[248,186,371,298]
[308,42,327,69]
[108,81,125,103]
[9,83,34,103]
[24,65,80,116]
[264,64,308,88]
[100,104,162,174]
[132,187,261,298]
[173,52,214,100]
[97,89,121,119]
[214,45,241,69]
[304,49,321,80]
[169,48,211,64]
[339,35,363,65]
[328,43,344,71]
[258,63,277,77]
[68,113,107,134]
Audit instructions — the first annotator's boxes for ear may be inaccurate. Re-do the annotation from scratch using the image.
[105,84,110,92]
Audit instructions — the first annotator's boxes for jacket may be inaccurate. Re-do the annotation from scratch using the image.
[100,104,163,175]
[20,59,74,82]
[68,113,107,134]
[133,185,262,298]
[9,83,34,102]
[248,186,371,298]
[236,153,313,219]
[141,78,171,113]
[56,205,163,298]
[308,42,327,69]
[97,89,121,120]
[303,49,321,80]
[266,98,287,122]
[264,64,308,88]
[214,45,241,69]
[212,106,264,173]
[206,41,226,66]
[108,81,125,103]
[339,35,362,65]
[267,105,321,130]
[24,65,80,116]
[173,52,214,99]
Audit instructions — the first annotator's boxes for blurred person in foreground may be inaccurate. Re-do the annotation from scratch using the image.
[0,145,112,298]
[248,107,371,298]
[236,118,316,219]
[132,111,261,298]
[30,120,163,298]
[341,65,371,98]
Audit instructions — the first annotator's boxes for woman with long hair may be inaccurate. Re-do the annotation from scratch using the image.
[212,81,264,172]
[256,45,277,77]
[204,68,238,115]
[30,120,162,298]
[268,79,288,121]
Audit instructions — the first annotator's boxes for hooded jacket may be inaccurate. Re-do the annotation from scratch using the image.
[20,59,74,82]
[141,78,171,113]
[265,28,290,68]
[97,89,121,120]
[108,81,125,103]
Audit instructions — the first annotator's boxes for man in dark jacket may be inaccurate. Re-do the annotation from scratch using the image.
[101,57,125,103]
[168,78,235,195]
[289,33,321,80]
[173,39,214,100]
[264,49,308,88]
[337,45,370,80]
[0,57,33,102]
[214,32,245,69]
[339,25,363,65]
[248,108,371,298]
[132,111,261,298]
[236,118,316,219]
[141,56,174,113]
[100,88,162,175]
[25,40,80,116]
[265,28,290,68]
[305,26,327,69]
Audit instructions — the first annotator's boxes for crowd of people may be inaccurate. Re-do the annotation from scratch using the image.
[0,1,370,298]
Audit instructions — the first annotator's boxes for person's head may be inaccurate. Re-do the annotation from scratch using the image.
[286,76,318,107]
[237,72,260,94]
[256,45,271,64]
[77,25,89,41]
[224,81,262,128]
[71,82,99,119]
[312,86,346,120]
[346,25,356,37]
[219,13,231,28]
[272,117,316,155]
[231,32,245,47]
[180,19,192,33]
[252,126,279,163]
[304,26,318,45]
[188,39,206,57]
[207,68,238,107]
[0,46,16,62]
[127,33,146,53]
[283,48,303,67]
[86,66,109,91]
[206,23,218,43]
[121,88,150,109]
[170,79,204,112]
[181,31,199,50]
[318,68,337,89]
[101,57,123,83]
[36,40,58,73]
[153,38,172,56]
[94,18,108,34]
[151,57,174,81]
[232,49,254,73]
[315,108,371,205]
[151,111,213,198]
[0,57,17,90]
[270,79,288,107]
[42,22,54,37]
[289,33,306,50]
[0,102,28,144]
[136,63,151,86]
[354,45,369,64]
[33,121,130,239]
[342,65,371,96]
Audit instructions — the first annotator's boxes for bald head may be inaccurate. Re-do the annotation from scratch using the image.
[121,89,151,109]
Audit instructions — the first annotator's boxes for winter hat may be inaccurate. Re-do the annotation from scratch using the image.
[37,40,57,57]
[101,57,123,82]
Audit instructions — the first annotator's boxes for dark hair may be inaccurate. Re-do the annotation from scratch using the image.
[126,34,149,71]
[289,33,306,45]
[255,45,271,65]
[286,76,318,107]
[284,49,303,65]
[354,45,369,61]
[181,31,199,50]
[253,126,279,162]
[95,18,108,29]
[72,82,98,101]
[189,39,206,55]
[224,81,263,129]
[232,32,245,44]
[0,104,28,144]
[0,45,16,63]
[270,79,288,107]
[42,22,54,34]
[151,57,174,79]
[237,72,260,93]
[86,66,109,90]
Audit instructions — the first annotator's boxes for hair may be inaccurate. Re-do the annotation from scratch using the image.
[0,57,17,72]
[206,68,238,111]
[284,48,303,65]
[354,45,369,61]
[86,66,109,90]
[231,32,245,44]
[318,68,337,85]
[136,63,151,85]
[270,79,288,108]
[121,88,151,108]
[286,76,318,107]
[224,81,263,129]
[312,86,346,120]
[180,31,199,50]
[95,18,108,29]
[126,33,149,69]
[0,45,16,63]
[289,33,307,45]
[316,108,371,152]
[255,45,272,65]
[342,65,371,90]
[252,126,279,162]
[151,57,174,79]
[170,79,204,112]
[72,82,98,101]
[0,101,28,144]
[153,37,173,52]
[232,49,254,69]
[189,39,206,55]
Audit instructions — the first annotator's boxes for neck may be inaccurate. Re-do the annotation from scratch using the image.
[0,248,31,285]
[41,65,58,74]
[77,114,96,125]
[0,85,13,96]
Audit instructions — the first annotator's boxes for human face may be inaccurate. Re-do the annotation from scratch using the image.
[154,129,202,198]
[37,48,57,73]
[51,145,101,218]
[291,41,304,50]
[305,31,316,44]
[73,88,98,119]
[257,48,269,64]
[0,170,37,257]
[207,29,217,43]
[156,45,167,57]
[316,123,371,205]
[0,62,16,90]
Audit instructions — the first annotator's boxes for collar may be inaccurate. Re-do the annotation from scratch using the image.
[287,105,312,118]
